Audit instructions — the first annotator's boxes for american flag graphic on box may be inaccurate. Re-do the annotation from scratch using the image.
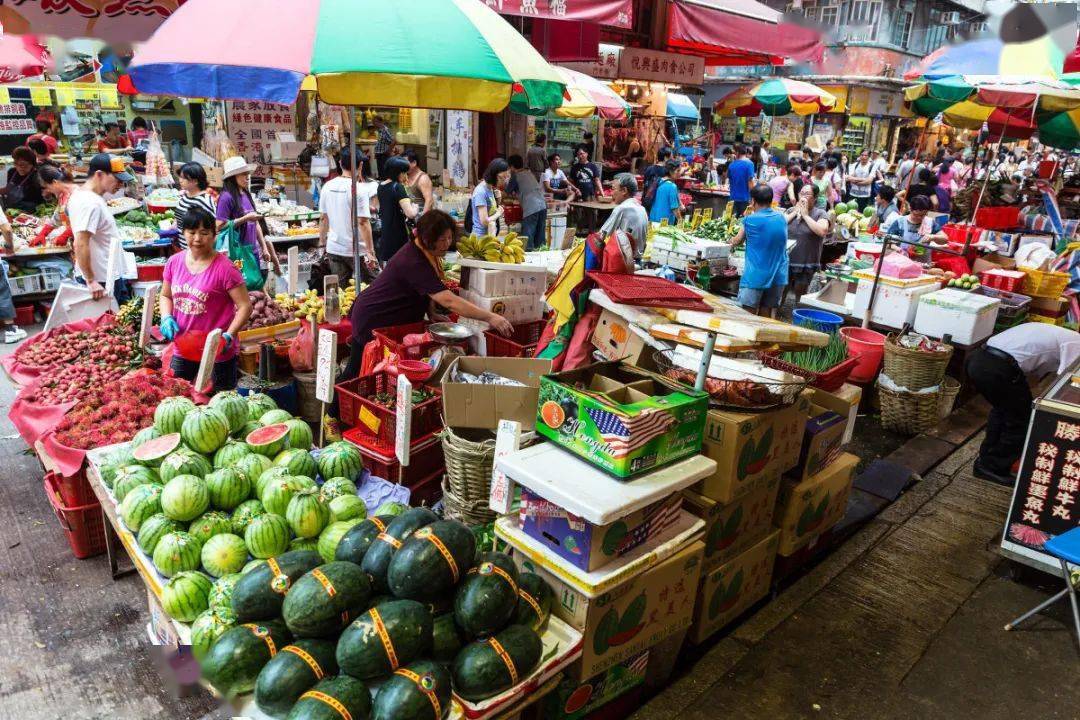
[586,407,676,459]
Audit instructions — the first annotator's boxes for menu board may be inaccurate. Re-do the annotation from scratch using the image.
[718,117,740,144]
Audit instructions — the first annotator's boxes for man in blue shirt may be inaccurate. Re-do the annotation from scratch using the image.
[727,144,756,217]
[648,160,682,225]
[730,183,788,317]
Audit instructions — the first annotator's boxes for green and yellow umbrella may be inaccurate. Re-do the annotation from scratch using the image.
[714,78,843,117]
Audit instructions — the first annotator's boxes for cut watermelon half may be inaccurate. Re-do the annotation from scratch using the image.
[246,423,290,457]
[131,432,182,467]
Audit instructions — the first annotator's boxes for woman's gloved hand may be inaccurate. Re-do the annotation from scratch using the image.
[222,332,235,351]
[160,315,179,341]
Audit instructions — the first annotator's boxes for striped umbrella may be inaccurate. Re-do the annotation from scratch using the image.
[510,66,629,120]
[127,0,564,112]
[714,78,842,117]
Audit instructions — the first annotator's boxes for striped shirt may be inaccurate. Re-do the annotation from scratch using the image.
[175,191,216,249]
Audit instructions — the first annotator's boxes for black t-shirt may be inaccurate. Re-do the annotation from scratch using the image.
[376,181,410,262]
[642,163,666,204]
[906,184,934,204]
[350,241,446,346]
[5,167,44,212]
[570,162,597,198]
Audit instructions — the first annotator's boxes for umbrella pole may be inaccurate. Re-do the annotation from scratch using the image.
[968,110,1013,226]
[350,106,361,279]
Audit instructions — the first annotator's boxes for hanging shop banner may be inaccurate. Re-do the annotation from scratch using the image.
[446,110,472,189]
[770,116,804,148]
[486,0,632,29]
[2,1,182,43]
[718,116,740,144]
[561,43,621,80]
[225,100,297,163]
[0,117,36,135]
[744,117,764,144]
[618,47,705,86]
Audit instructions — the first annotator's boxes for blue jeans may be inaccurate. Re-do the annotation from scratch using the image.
[738,284,785,310]
[0,260,15,322]
[520,209,547,250]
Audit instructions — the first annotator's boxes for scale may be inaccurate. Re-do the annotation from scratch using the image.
[427,321,474,383]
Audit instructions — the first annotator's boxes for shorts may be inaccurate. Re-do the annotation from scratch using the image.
[170,354,239,392]
[737,284,784,310]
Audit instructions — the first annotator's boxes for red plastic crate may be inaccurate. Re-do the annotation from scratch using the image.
[973,206,1021,230]
[407,469,444,507]
[484,319,546,358]
[53,466,95,507]
[587,272,711,311]
[336,372,442,451]
[44,472,106,559]
[978,268,1026,294]
[14,304,34,326]
[760,353,859,393]
[136,264,165,282]
[373,321,464,361]
[941,224,983,247]
[343,430,445,487]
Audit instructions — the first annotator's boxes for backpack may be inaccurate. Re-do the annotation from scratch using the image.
[643,175,661,212]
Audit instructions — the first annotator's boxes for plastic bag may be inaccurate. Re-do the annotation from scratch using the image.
[289,321,315,372]
[216,220,264,291]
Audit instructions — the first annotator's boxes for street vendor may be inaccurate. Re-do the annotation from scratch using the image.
[882,196,947,251]
[0,213,26,344]
[0,147,45,213]
[730,184,788,318]
[159,205,252,391]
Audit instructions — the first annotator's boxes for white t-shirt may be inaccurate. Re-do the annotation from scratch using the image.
[318,175,371,257]
[871,157,888,178]
[542,168,568,190]
[68,188,122,284]
[849,162,874,198]
[987,324,1080,377]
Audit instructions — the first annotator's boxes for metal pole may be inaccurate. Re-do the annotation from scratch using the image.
[349,106,360,278]
[695,332,717,391]
[862,234,893,329]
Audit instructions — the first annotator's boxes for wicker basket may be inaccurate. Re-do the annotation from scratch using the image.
[440,427,500,525]
[883,334,953,391]
[936,376,961,420]
[878,381,942,435]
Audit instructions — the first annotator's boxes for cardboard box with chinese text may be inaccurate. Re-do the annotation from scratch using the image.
[540,651,649,720]
[688,530,779,643]
[775,452,859,556]
[591,308,656,369]
[683,472,780,574]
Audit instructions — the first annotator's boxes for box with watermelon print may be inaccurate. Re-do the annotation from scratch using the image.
[683,472,780,574]
[775,452,859,556]
[689,529,779,643]
[541,651,649,720]
[535,362,708,478]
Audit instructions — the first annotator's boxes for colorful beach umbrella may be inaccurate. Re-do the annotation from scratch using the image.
[713,78,842,117]
[127,0,564,112]
[510,66,629,120]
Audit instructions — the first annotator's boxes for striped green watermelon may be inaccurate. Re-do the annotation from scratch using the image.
[137,513,185,555]
[273,448,317,480]
[209,391,250,433]
[213,441,251,469]
[205,468,251,511]
[159,448,213,484]
[161,570,213,622]
[120,483,163,532]
[318,520,363,563]
[202,533,249,577]
[235,420,263,440]
[320,477,358,501]
[154,396,196,434]
[191,607,236,661]
[152,531,203,577]
[209,573,242,613]
[234,453,273,486]
[286,488,331,538]
[246,393,278,421]
[181,407,231,454]
[161,475,210,522]
[131,426,162,448]
[231,499,267,536]
[112,465,161,502]
[317,442,364,483]
[132,433,182,468]
[262,476,315,517]
[260,409,293,426]
[328,494,367,523]
[242,558,267,574]
[375,501,408,517]
[290,537,319,552]
[284,419,313,450]
[188,510,234,544]
[245,513,292,558]
[100,448,136,488]
[246,423,289,457]
[254,466,291,498]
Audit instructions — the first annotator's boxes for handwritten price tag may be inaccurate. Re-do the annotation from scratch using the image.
[489,420,522,515]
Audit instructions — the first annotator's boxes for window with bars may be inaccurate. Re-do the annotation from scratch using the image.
[847,0,881,40]
[892,9,914,49]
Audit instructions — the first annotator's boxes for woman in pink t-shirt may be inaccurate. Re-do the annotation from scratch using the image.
[159,205,252,390]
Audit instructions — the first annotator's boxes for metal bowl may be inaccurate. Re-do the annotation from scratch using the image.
[428,322,474,343]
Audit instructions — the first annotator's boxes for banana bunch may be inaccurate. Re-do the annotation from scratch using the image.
[294,289,325,323]
[457,232,526,264]
[338,279,357,316]
[274,292,298,312]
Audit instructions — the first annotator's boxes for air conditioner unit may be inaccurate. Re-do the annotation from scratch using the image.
[969,21,989,33]
[941,11,961,24]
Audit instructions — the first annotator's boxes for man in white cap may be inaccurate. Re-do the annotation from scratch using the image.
[69,153,133,302]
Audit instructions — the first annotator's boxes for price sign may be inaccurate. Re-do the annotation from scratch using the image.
[194,329,222,394]
[323,274,340,324]
[0,88,10,104]
[489,420,522,515]
[138,283,160,349]
[54,87,75,106]
[287,246,299,295]
[395,374,413,468]
[29,87,51,107]
[315,329,337,404]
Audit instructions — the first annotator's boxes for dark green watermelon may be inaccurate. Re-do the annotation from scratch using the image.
[284,675,371,720]
[231,550,323,622]
[334,515,396,564]
[453,552,520,639]
[255,639,339,719]
[200,619,293,698]
[282,562,372,639]
[386,520,476,602]
[515,572,554,633]
[451,624,543,702]
[360,507,438,594]
[371,660,452,720]
[431,612,465,664]
[336,599,434,680]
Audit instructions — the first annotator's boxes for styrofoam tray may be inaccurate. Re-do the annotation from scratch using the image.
[495,442,715,525]
[496,510,704,597]
[459,257,546,273]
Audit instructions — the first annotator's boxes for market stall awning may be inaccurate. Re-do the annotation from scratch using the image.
[498,0,633,30]
[714,77,843,117]
[510,66,629,120]
[666,0,825,67]
[667,92,700,120]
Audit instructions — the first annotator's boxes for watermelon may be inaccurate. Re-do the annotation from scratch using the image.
[161,570,213,622]
[112,465,160,502]
[283,561,373,638]
[515,572,554,633]
[254,638,339,719]
[137,513,185,555]
[453,551,520,639]
[191,607,236,661]
[213,441,252,469]
[317,442,364,482]
[232,499,267,536]
[235,452,275,485]
[319,477,357,502]
[284,419,313,451]
[334,515,395,565]
[131,426,162,448]
[255,466,293,499]
[286,489,331,539]
[336,599,434,680]
[262,475,315,517]
[245,513,292,559]
[236,420,263,439]
[209,390,250,433]
[154,396,196,434]
[209,573,242,613]
[131,433,182,468]
[231,550,323,622]
[261,409,294,426]
[290,537,319,552]
[200,619,293,698]
[317,520,362,563]
[328,494,367,523]
[431,612,465,664]
[372,659,452,720]
[153,531,203,577]
[161,475,210,522]
[119,483,164,533]
[375,501,408,517]
[388,521,476,603]
[159,448,213,484]
[202,533,250,577]
[206,468,252,511]
[248,423,290,457]
[243,558,268,574]
[361,507,439,595]
[274,448,318,480]
[246,392,278,421]
[451,624,543,701]
[285,675,371,720]
[181,406,231,454]
[188,510,234,544]
[100,448,135,489]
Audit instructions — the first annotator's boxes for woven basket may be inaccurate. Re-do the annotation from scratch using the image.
[936,376,961,420]
[440,427,499,525]
[883,334,953,391]
[878,382,942,435]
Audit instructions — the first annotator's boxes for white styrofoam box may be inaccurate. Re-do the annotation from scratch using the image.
[505,268,546,297]
[8,272,42,296]
[914,288,1000,345]
[651,234,731,260]
[651,248,728,274]
[466,268,508,297]
[461,289,544,324]
[853,278,941,329]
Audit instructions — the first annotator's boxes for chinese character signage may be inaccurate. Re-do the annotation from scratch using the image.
[0,117,36,135]
[618,48,705,86]
[561,43,622,80]
[482,0,632,29]
[225,100,296,163]
[446,110,472,189]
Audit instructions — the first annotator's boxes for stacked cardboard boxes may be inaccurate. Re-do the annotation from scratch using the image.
[459,261,547,324]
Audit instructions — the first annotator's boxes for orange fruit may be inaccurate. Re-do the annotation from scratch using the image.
[540,400,565,428]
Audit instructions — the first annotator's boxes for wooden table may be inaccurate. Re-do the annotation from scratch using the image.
[569,200,615,234]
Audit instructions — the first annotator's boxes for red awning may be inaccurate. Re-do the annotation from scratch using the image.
[498,0,632,30]
[667,0,825,66]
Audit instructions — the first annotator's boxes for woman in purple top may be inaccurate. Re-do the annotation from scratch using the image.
[215,156,280,274]
[160,205,252,391]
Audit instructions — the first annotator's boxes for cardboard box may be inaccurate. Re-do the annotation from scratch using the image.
[514,541,704,680]
[1029,295,1067,318]
[792,402,846,482]
[775,452,859,556]
[591,309,652,368]
[520,488,682,572]
[971,253,1017,274]
[688,530,779,643]
[536,362,708,478]
[541,652,649,720]
[697,393,811,503]
[684,473,780,574]
[829,384,863,445]
[441,356,552,430]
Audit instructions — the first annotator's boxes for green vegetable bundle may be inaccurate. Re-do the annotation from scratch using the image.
[782,332,848,374]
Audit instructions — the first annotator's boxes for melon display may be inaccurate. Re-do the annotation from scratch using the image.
[319,477,358,501]
[317,520,362,563]
[202,533,250,577]
[152,531,202,577]
[317,442,364,482]
[191,607,236,661]
[161,474,210,522]
[260,409,293,426]
[112,465,160,502]
[119,482,163,532]
[247,423,290,457]
[188,510,234,544]
[234,453,274,487]
[213,441,252,469]
[131,433,182,468]
[181,406,231,454]
[154,396,196,434]
[283,419,313,450]
[236,420,263,440]
[209,391,250,433]
[131,426,162,448]
[161,570,213,622]
[137,513,185,555]
[159,448,213,484]
[290,537,319,553]
[208,573,242,613]
[245,513,292,558]
[231,499,267,536]
[285,488,331,539]
[246,393,278,421]
[273,448,317,480]
[328,494,366,522]
[205,468,251,511]
[255,466,292,499]
[262,475,315,517]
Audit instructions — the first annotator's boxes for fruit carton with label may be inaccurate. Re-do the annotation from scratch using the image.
[688,530,779,643]
[775,452,859,556]
[683,472,780,574]
[541,651,649,720]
